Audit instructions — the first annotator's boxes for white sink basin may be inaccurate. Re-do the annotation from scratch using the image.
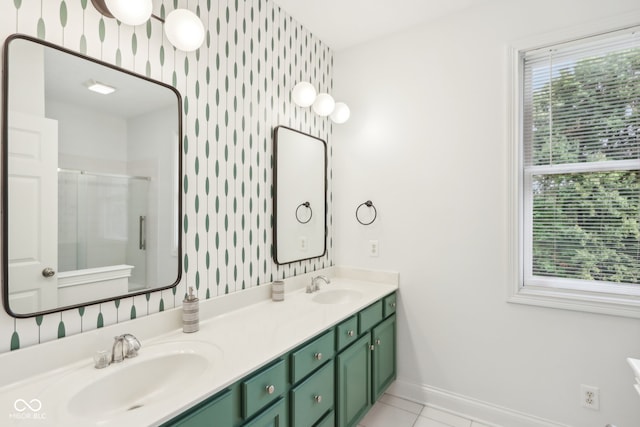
[312,289,363,304]
[64,341,221,421]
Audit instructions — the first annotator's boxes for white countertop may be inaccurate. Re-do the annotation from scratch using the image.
[0,266,398,426]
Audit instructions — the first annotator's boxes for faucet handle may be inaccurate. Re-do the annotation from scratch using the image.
[122,333,141,358]
[93,350,110,369]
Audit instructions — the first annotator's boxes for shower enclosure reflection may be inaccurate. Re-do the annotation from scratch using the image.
[58,171,149,291]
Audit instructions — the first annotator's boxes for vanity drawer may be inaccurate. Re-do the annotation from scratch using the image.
[290,360,335,427]
[315,410,335,427]
[336,316,358,351]
[358,300,383,333]
[165,389,232,427]
[242,359,287,419]
[243,397,287,427]
[291,329,335,383]
[383,293,397,318]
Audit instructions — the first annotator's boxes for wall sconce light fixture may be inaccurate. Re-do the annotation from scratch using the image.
[330,102,351,124]
[312,93,335,117]
[91,0,204,52]
[292,82,317,108]
[292,81,350,124]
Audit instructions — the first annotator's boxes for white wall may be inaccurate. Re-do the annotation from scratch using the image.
[47,99,128,173]
[333,1,640,426]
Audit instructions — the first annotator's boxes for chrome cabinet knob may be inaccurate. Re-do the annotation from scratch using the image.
[314,395,322,404]
[376,339,381,345]
[42,267,55,278]
[390,302,396,308]
[347,330,354,337]
[266,385,275,394]
[370,344,375,351]
[314,352,322,360]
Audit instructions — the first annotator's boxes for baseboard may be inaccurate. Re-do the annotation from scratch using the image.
[387,380,571,427]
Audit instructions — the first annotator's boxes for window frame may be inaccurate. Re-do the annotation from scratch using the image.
[507,21,640,318]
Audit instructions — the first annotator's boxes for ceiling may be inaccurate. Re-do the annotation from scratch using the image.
[272,0,488,51]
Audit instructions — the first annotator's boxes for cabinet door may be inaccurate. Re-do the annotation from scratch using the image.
[336,334,371,427]
[372,314,396,402]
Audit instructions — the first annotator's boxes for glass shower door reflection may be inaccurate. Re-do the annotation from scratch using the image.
[57,170,149,292]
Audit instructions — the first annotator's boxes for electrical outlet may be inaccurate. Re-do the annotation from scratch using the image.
[368,240,379,257]
[580,384,600,410]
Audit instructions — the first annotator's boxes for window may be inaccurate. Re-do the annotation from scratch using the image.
[510,26,640,316]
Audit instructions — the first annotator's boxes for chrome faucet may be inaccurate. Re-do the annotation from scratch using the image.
[307,275,331,293]
[110,333,141,364]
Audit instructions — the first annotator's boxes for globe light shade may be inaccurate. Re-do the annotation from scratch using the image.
[105,0,152,26]
[312,93,335,117]
[292,82,317,107]
[330,102,350,124]
[165,9,205,52]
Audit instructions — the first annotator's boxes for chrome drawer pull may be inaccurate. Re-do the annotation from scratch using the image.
[347,330,354,337]
[376,339,381,345]
[314,352,322,360]
[370,344,375,351]
[266,385,275,394]
[314,395,322,404]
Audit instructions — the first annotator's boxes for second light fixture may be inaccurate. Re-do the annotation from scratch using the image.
[292,81,350,124]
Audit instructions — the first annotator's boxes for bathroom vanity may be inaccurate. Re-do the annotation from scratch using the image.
[165,292,397,427]
[0,267,398,427]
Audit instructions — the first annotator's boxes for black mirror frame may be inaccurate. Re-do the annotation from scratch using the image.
[1,34,183,318]
[272,125,327,265]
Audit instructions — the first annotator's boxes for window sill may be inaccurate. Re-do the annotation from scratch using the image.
[507,284,640,319]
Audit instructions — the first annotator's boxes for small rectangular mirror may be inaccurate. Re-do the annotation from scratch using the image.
[273,126,326,264]
[2,34,182,317]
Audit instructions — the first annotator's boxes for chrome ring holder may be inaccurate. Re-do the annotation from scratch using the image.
[356,200,377,225]
[295,201,312,224]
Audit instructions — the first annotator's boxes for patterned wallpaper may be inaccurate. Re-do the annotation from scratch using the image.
[0,0,333,353]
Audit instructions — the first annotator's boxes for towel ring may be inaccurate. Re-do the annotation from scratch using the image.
[295,201,312,224]
[356,200,377,225]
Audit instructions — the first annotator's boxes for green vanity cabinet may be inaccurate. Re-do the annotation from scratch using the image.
[383,293,397,318]
[243,398,287,427]
[336,316,358,351]
[336,293,397,427]
[372,314,396,401]
[242,359,287,419]
[290,329,335,383]
[161,389,233,427]
[290,360,335,427]
[358,300,383,333]
[336,334,372,427]
[161,291,396,427]
[315,410,335,427]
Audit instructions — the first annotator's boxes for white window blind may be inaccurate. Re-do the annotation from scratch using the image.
[522,28,640,291]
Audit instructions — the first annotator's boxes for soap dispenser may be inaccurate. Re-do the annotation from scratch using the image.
[182,286,199,333]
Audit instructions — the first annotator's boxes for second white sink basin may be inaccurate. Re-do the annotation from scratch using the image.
[64,341,222,422]
[312,289,363,304]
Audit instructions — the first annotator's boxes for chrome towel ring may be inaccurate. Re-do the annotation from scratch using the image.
[356,200,377,225]
[296,201,312,224]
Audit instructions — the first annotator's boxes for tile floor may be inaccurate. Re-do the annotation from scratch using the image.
[357,394,495,427]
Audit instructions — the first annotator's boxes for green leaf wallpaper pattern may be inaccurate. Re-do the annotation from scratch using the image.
[0,0,333,353]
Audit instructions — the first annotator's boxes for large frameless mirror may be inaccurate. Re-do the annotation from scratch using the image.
[273,126,326,264]
[2,34,182,317]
